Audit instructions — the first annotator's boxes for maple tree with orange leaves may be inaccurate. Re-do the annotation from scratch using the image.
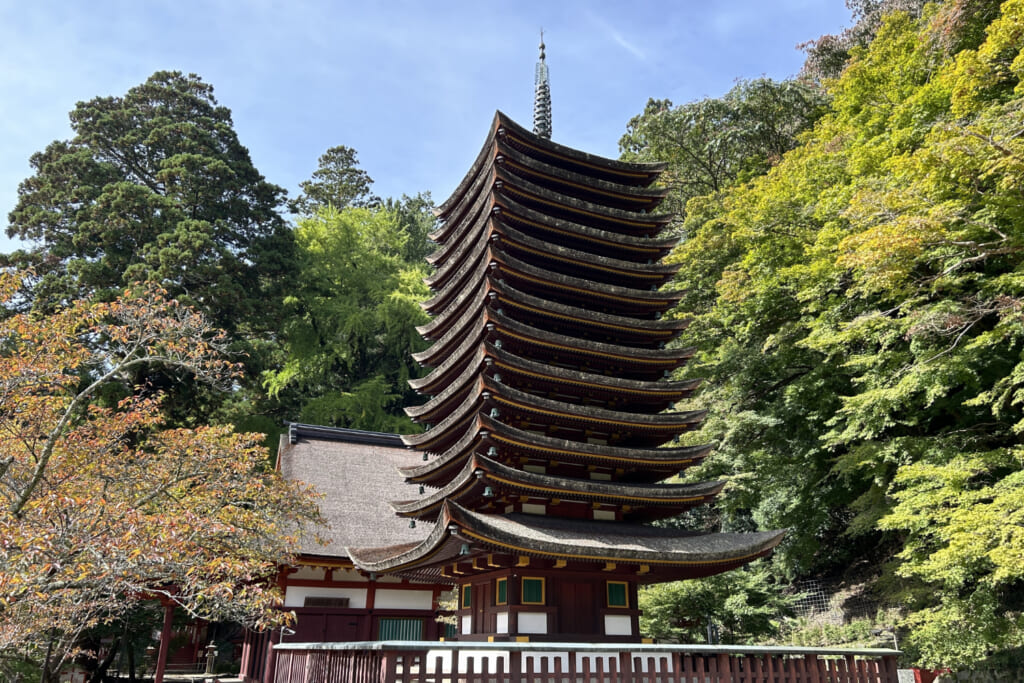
[0,271,321,682]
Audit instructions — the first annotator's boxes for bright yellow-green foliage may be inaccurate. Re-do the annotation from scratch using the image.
[264,205,430,432]
[651,0,1024,668]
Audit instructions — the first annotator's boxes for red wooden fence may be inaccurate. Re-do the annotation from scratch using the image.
[269,642,900,683]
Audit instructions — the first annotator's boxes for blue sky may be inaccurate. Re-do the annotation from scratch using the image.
[0,1,852,254]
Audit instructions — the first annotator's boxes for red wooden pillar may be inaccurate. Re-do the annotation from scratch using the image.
[153,601,175,683]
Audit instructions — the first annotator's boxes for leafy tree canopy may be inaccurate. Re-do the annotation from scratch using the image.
[639,564,796,645]
[0,271,320,682]
[648,0,1024,667]
[264,205,431,432]
[619,78,828,220]
[4,71,292,336]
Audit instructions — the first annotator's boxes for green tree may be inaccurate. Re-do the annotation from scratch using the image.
[265,206,431,432]
[0,271,320,683]
[650,0,1024,666]
[383,192,437,264]
[289,144,378,215]
[3,71,294,428]
[619,78,827,220]
[5,71,292,334]
[639,564,796,644]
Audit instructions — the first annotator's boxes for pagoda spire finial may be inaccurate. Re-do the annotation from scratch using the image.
[533,30,552,140]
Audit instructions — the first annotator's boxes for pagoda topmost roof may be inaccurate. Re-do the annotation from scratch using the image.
[436,111,667,218]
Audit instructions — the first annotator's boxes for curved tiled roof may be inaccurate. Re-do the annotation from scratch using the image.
[347,501,785,582]
[494,112,666,184]
[495,196,678,260]
[494,166,672,237]
[492,220,679,287]
[390,454,723,521]
[495,144,667,213]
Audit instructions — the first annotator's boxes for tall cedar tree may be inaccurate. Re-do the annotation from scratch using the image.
[4,71,293,425]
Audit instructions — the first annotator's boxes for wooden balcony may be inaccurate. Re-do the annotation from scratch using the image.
[269,641,899,683]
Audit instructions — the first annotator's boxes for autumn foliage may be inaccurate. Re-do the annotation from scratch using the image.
[0,271,320,678]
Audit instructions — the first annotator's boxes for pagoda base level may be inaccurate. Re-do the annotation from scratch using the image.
[452,568,641,642]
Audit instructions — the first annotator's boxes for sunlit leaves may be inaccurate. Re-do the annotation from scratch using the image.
[264,205,431,431]
[648,0,1024,666]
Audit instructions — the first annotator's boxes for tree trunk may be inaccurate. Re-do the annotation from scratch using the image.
[87,635,121,683]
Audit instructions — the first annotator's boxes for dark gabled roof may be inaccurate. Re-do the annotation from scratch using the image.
[277,431,430,559]
[287,422,405,447]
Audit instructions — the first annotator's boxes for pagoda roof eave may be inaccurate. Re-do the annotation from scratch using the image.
[425,205,494,288]
[434,115,500,219]
[489,278,687,338]
[416,277,488,340]
[397,413,714,484]
[482,376,707,433]
[405,347,485,421]
[421,241,492,315]
[478,414,713,469]
[489,311,694,367]
[494,111,668,181]
[495,144,668,212]
[407,316,487,393]
[389,454,724,520]
[413,298,488,367]
[495,167,672,236]
[429,170,497,259]
[493,219,680,284]
[402,385,482,449]
[347,500,784,576]
[485,342,700,400]
[496,196,678,257]
[492,249,683,308]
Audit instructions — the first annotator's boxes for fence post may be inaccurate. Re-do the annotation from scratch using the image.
[618,650,633,683]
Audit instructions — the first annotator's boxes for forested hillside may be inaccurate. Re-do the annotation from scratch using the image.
[628,0,1024,668]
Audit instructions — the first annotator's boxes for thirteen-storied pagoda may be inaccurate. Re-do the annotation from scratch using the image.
[343,44,785,643]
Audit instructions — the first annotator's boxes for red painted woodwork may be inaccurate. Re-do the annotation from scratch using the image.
[271,643,901,683]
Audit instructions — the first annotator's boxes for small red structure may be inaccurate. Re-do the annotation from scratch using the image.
[239,426,450,682]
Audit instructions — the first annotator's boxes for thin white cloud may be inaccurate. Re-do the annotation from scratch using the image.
[582,9,647,62]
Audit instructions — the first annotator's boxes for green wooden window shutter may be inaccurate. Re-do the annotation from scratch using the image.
[378,617,424,640]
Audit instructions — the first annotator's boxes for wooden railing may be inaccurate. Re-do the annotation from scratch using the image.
[271,641,900,683]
